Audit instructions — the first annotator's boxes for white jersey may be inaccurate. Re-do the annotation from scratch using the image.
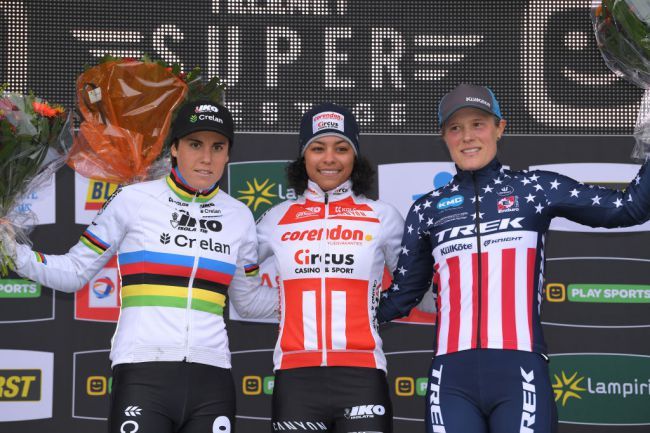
[15,168,277,368]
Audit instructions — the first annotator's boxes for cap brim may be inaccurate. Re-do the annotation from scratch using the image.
[174,124,234,143]
[440,103,500,126]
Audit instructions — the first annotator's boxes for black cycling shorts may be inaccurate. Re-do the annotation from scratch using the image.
[272,366,392,433]
[109,361,235,433]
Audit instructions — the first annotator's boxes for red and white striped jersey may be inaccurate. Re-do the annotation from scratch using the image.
[257,180,403,371]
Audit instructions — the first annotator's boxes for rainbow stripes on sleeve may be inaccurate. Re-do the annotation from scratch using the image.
[244,264,260,277]
[34,251,47,265]
[80,230,110,255]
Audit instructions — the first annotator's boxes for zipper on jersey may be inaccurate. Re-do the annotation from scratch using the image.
[320,192,329,366]
[184,192,202,361]
[472,173,483,349]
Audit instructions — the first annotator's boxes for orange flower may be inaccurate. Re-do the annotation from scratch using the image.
[32,101,64,118]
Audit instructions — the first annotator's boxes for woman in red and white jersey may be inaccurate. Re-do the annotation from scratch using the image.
[257,103,404,433]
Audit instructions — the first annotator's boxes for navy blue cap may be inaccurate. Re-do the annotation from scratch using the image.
[298,103,360,155]
[438,84,502,126]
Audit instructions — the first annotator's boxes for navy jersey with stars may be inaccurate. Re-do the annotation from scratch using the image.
[377,158,650,356]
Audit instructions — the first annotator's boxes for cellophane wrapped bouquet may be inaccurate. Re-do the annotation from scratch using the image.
[0,89,71,276]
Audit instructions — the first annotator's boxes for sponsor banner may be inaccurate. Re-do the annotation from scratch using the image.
[378,162,457,219]
[528,163,650,233]
[228,160,295,220]
[75,173,120,225]
[72,349,112,420]
[543,257,650,328]
[75,257,121,322]
[0,350,54,421]
[385,350,433,423]
[0,278,55,324]
[549,353,650,425]
[231,349,274,418]
[378,162,455,325]
[13,174,56,225]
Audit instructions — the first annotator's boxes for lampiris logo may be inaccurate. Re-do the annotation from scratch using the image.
[228,161,294,219]
[0,370,41,401]
[170,210,222,233]
[549,354,650,425]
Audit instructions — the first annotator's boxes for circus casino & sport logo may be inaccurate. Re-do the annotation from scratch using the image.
[75,257,121,322]
[228,161,295,220]
[549,354,650,426]
[75,173,120,225]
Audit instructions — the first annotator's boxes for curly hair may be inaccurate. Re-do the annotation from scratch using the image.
[286,156,375,196]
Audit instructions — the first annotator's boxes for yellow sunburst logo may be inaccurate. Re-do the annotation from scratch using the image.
[237,178,278,212]
[552,371,587,407]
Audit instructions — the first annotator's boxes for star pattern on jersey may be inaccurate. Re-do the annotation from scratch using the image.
[613,198,623,208]
[471,211,485,220]
[422,200,432,209]
[521,177,531,185]
[470,195,484,203]
[397,266,407,276]
[450,184,460,192]
[534,184,544,192]
[569,188,580,198]
[482,185,494,193]
[401,245,410,255]
[431,190,441,197]
[529,174,540,182]
[549,179,560,190]
[525,193,535,203]
[591,195,601,205]
[407,224,414,234]
[534,203,544,214]
[493,177,503,185]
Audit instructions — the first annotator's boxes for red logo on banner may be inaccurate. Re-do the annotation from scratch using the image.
[75,257,121,322]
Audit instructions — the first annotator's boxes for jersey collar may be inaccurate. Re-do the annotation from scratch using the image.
[454,158,503,182]
[166,167,220,203]
[304,179,353,202]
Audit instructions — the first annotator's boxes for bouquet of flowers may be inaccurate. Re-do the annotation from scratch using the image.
[592,0,650,160]
[67,55,226,184]
[0,89,70,276]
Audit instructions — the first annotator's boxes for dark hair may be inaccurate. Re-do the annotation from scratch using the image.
[286,156,375,196]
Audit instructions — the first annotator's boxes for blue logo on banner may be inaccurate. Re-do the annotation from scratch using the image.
[437,195,464,210]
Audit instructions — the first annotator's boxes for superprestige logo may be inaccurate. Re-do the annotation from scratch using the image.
[0,350,54,421]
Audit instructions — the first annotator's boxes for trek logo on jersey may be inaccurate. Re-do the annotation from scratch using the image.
[497,195,519,213]
[228,161,294,219]
[437,195,464,210]
[170,210,223,233]
[549,354,650,425]
[312,111,344,133]
[344,404,386,419]
[435,217,524,242]
[521,368,536,433]
[0,350,53,421]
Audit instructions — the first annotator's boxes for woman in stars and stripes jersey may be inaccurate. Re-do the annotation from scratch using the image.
[378,84,650,433]
[10,100,277,433]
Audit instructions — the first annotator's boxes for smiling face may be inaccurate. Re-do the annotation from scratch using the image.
[441,107,506,171]
[171,130,230,190]
[303,135,355,191]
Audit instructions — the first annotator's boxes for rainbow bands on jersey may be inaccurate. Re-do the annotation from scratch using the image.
[118,250,236,316]
[80,229,110,255]
[166,167,219,203]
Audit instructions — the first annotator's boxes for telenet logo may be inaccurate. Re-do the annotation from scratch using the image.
[242,375,274,395]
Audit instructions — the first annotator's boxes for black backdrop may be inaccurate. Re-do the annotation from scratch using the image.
[1,1,650,432]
